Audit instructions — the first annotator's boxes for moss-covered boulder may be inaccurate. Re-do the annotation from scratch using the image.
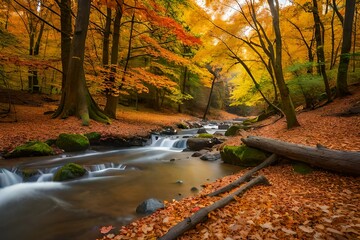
[56,133,90,152]
[220,145,267,167]
[84,132,102,144]
[196,133,214,138]
[176,122,189,129]
[225,125,250,136]
[53,163,87,181]
[4,141,54,158]
[187,138,222,151]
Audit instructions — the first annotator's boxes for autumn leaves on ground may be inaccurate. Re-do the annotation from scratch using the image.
[1,89,360,240]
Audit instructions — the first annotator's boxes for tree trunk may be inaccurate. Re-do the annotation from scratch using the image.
[353,7,358,72]
[159,175,270,240]
[312,0,332,102]
[202,75,216,121]
[53,0,109,125]
[58,0,72,90]
[241,136,360,175]
[268,0,300,128]
[102,8,111,67]
[336,0,356,97]
[104,4,126,118]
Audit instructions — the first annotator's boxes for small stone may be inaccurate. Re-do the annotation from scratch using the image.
[136,198,164,215]
[191,187,199,192]
[176,180,183,184]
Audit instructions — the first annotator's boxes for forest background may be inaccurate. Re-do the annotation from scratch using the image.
[0,0,359,127]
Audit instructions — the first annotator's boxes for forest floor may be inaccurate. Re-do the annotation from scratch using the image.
[97,86,360,240]
[0,87,360,239]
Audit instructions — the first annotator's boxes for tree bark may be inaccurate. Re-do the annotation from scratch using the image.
[102,8,111,67]
[241,136,360,175]
[104,3,126,118]
[159,175,270,240]
[53,0,109,125]
[208,154,277,197]
[312,0,332,102]
[336,0,356,97]
[203,64,221,120]
[268,0,300,128]
[58,0,72,90]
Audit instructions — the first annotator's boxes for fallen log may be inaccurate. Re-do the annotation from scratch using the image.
[207,153,277,197]
[241,136,360,175]
[159,175,270,240]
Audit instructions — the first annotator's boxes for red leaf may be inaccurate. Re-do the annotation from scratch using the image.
[100,225,114,234]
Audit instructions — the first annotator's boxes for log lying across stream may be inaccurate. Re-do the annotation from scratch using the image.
[241,136,360,175]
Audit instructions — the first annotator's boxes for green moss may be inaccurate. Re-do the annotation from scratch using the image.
[84,132,101,143]
[242,117,258,126]
[4,141,54,158]
[21,168,39,179]
[45,139,57,146]
[196,133,214,138]
[225,125,250,136]
[176,122,189,129]
[292,162,313,174]
[53,163,87,181]
[221,145,267,167]
[56,133,90,152]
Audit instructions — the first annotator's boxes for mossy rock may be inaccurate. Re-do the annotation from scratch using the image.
[176,122,189,129]
[292,162,314,174]
[56,133,90,152]
[4,141,54,158]
[220,145,267,167]
[196,133,214,138]
[225,125,250,136]
[53,163,87,181]
[242,117,258,126]
[45,139,57,146]
[84,132,102,144]
[21,168,39,178]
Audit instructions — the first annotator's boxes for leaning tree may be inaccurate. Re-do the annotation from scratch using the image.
[53,0,110,125]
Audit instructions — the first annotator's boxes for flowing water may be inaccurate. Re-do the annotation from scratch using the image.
[0,135,241,240]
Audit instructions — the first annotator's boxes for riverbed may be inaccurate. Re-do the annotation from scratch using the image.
[0,142,241,240]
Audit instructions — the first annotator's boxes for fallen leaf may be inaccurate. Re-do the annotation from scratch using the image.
[100,225,114,234]
[326,227,344,235]
[299,225,314,233]
[319,205,330,214]
[343,189,352,194]
[260,222,276,230]
[281,227,296,235]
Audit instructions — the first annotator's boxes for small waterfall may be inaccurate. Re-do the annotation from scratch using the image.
[0,169,23,188]
[86,163,126,178]
[37,173,54,182]
[87,163,126,173]
[150,135,189,150]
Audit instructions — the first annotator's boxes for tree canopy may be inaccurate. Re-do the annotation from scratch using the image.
[0,0,358,127]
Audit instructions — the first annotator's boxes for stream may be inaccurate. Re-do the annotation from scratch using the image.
[0,128,242,240]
